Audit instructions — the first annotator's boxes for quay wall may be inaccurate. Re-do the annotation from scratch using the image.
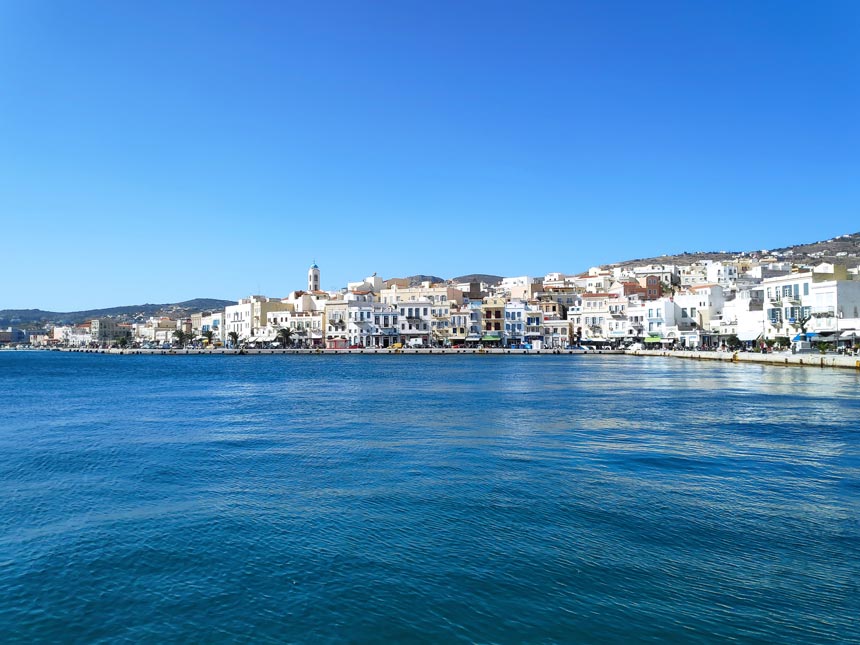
[631,349,860,371]
[19,348,860,370]
[53,347,623,357]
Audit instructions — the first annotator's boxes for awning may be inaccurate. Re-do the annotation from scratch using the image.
[481,335,501,341]
[792,332,818,341]
[840,330,856,339]
[465,334,481,341]
[737,331,762,342]
[644,336,662,343]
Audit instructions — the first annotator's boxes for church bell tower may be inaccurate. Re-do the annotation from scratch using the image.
[308,261,320,292]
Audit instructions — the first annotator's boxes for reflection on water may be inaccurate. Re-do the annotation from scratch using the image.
[0,352,858,643]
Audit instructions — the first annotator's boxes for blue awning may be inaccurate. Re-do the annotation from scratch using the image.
[792,332,817,341]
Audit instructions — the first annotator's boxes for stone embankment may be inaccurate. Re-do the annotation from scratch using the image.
[630,349,860,370]
[32,348,860,369]
[55,347,624,356]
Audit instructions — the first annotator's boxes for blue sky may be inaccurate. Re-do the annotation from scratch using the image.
[1,1,858,311]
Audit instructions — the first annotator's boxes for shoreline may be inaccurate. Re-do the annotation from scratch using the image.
[631,348,860,370]
[46,347,621,356]
[5,347,859,369]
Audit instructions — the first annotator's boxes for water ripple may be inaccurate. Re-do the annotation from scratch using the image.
[0,352,857,643]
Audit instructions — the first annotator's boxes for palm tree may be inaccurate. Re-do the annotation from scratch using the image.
[276,328,293,348]
[172,329,187,347]
[228,331,240,348]
[203,330,215,346]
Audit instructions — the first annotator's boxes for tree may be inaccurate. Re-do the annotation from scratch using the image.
[172,329,187,346]
[116,336,129,348]
[815,341,830,354]
[724,334,742,350]
[276,328,293,347]
[791,313,812,337]
[228,331,240,348]
[203,330,215,346]
[661,280,677,297]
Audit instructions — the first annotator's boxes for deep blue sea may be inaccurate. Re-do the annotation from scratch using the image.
[1,352,858,643]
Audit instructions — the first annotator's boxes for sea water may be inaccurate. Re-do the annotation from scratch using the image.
[1,352,858,643]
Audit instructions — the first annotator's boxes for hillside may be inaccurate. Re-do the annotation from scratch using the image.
[603,232,860,270]
[450,274,504,285]
[405,274,445,286]
[0,298,235,327]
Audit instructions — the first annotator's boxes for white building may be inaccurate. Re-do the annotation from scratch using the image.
[706,262,739,290]
[225,296,291,344]
[397,300,433,347]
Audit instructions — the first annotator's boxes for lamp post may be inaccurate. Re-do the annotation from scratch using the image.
[835,308,841,351]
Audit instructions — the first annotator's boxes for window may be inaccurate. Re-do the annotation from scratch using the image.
[803,283,809,296]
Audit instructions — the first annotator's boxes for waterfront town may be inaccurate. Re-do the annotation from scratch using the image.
[6,244,860,355]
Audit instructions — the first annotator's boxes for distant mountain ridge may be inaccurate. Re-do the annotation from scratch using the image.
[450,274,504,285]
[0,298,235,327]
[404,273,504,286]
[405,274,445,286]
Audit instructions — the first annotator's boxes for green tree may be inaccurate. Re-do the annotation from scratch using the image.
[116,336,129,348]
[172,329,188,347]
[203,330,215,346]
[724,334,742,350]
[276,328,293,348]
[228,331,240,348]
[791,313,812,337]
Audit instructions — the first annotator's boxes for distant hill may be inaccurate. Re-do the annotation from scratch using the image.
[404,273,504,286]
[0,298,235,327]
[450,274,504,285]
[405,274,445,286]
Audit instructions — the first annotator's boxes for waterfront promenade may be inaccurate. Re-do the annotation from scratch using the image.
[53,347,620,356]
[632,348,860,370]
[39,346,860,369]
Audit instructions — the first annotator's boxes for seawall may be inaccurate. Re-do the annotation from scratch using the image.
[630,349,860,370]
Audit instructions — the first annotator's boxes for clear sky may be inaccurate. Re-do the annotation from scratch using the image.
[1,1,858,311]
